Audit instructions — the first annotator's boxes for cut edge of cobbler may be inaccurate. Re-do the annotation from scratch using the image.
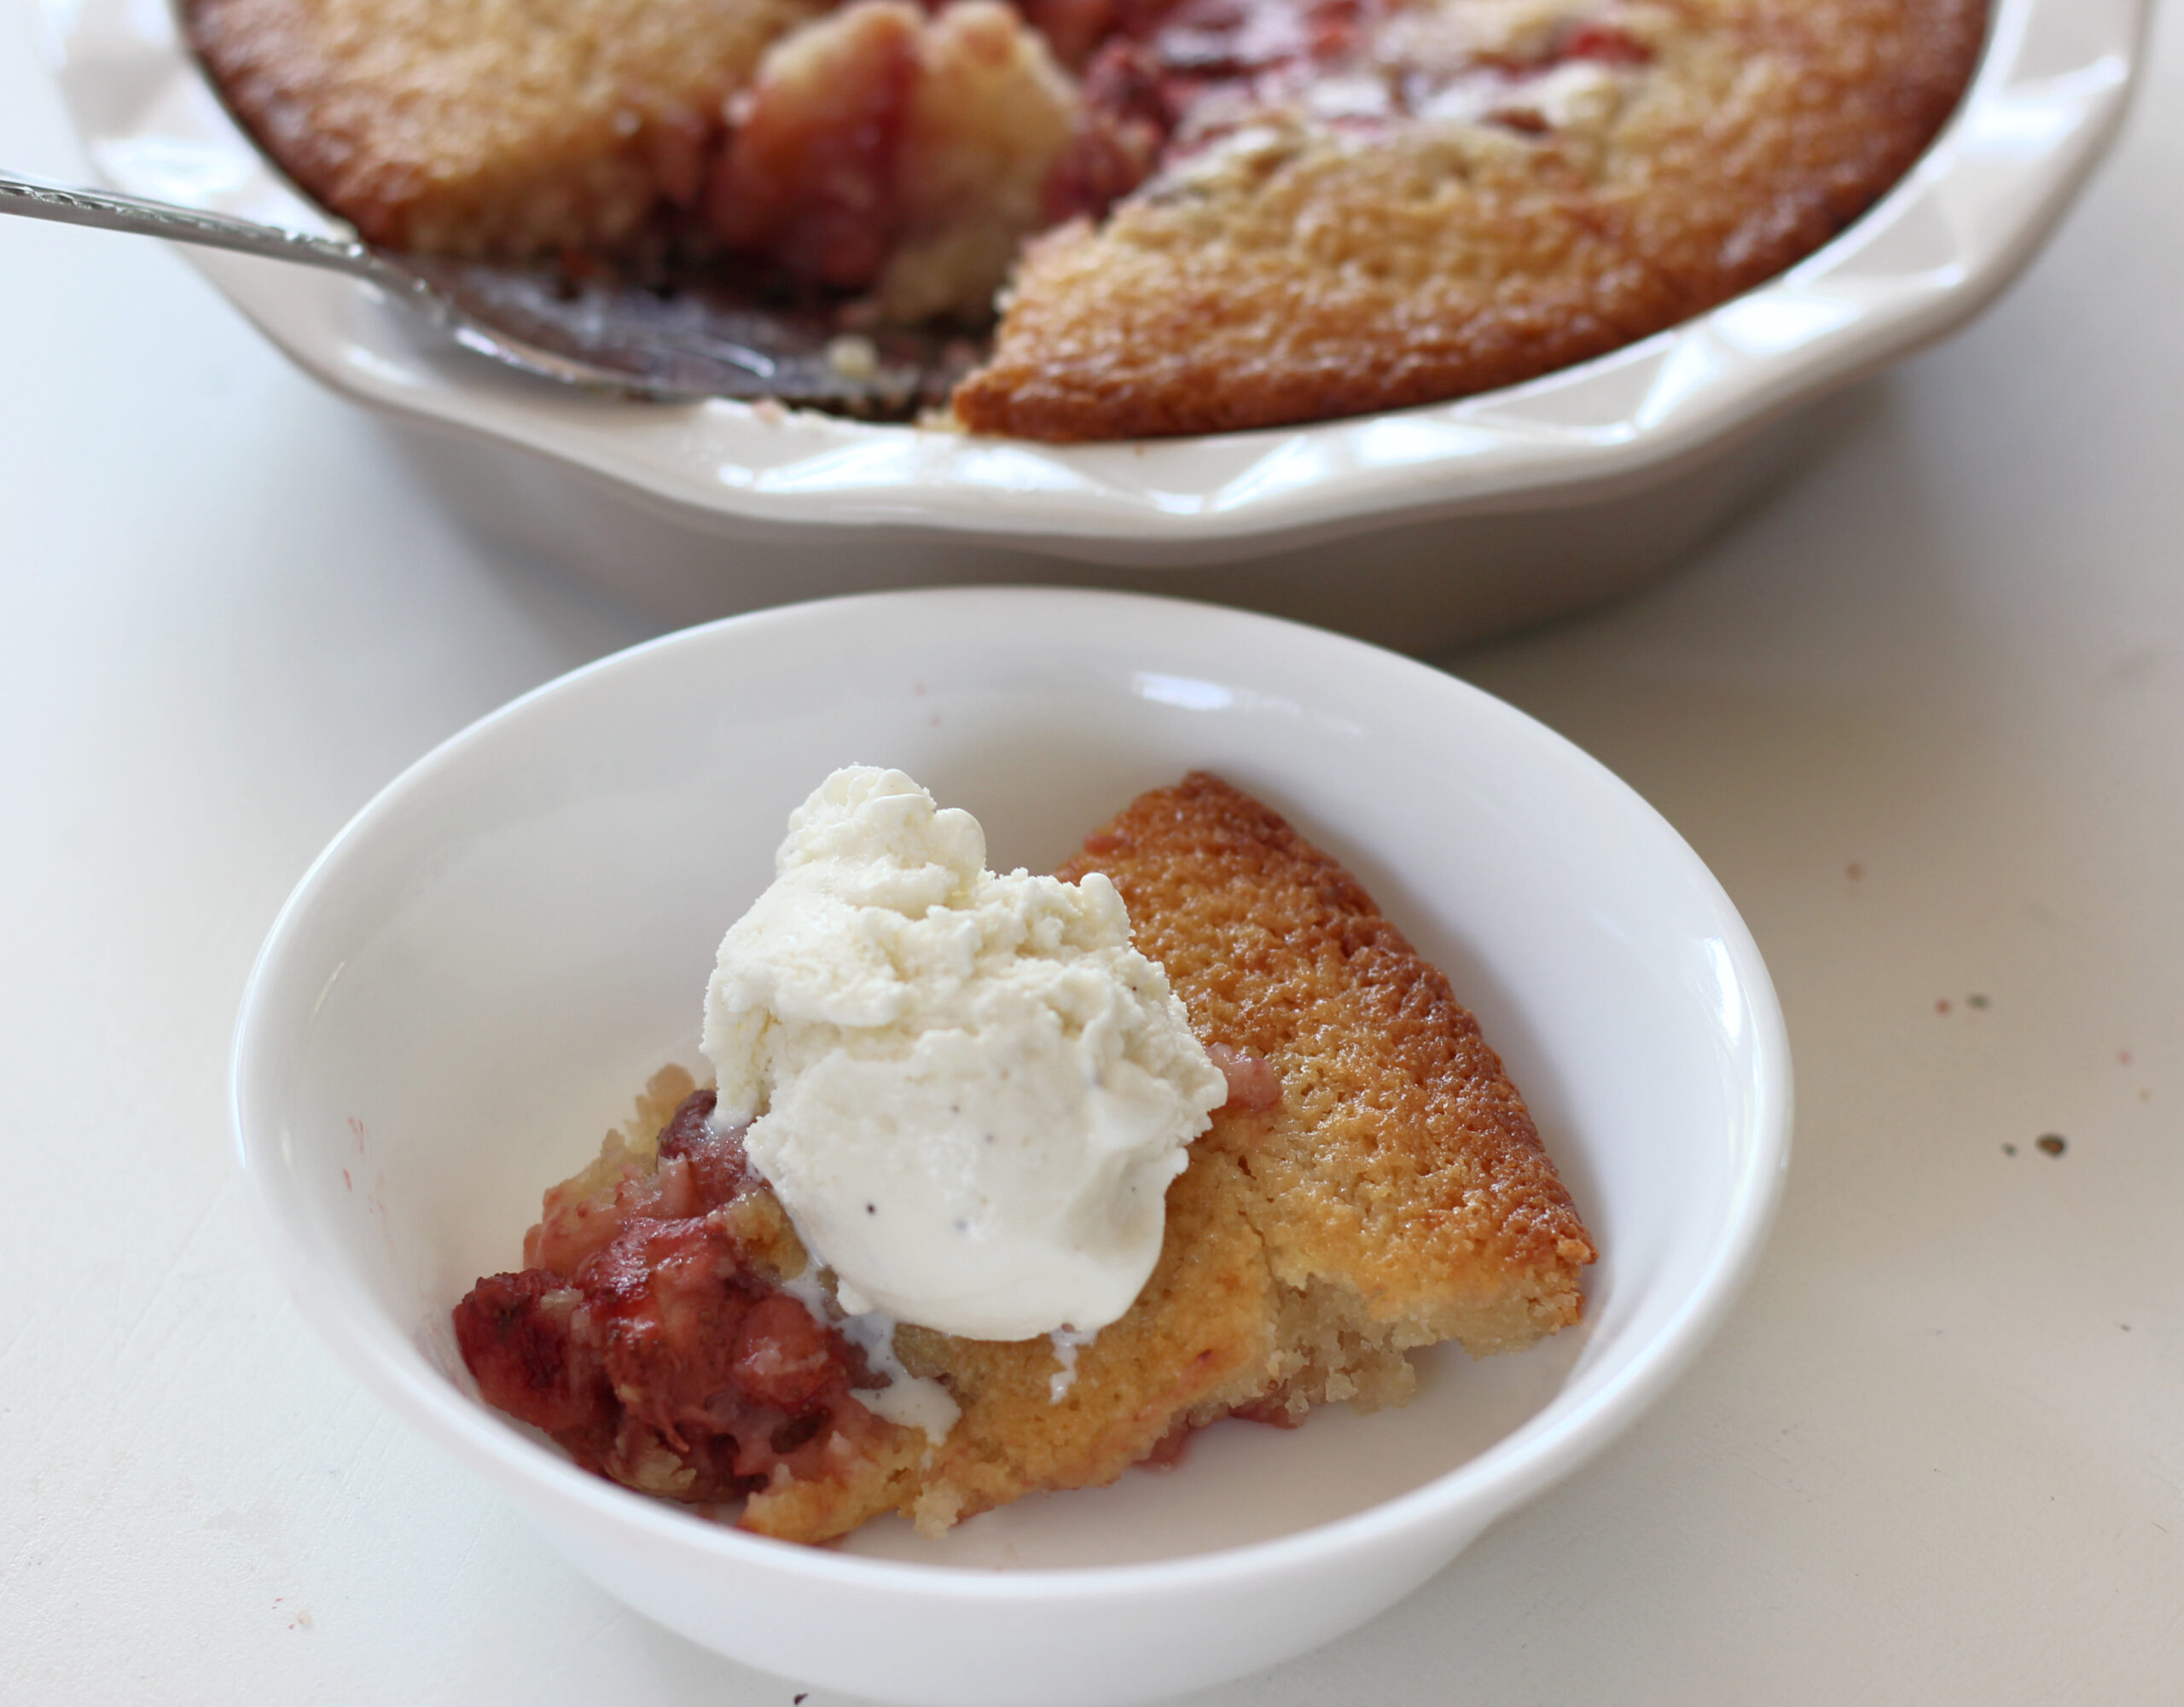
[688,0,1672,330]
[197,0,1676,330]
[454,1028,1580,1544]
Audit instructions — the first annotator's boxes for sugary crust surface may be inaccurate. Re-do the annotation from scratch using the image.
[188,0,821,253]
[950,0,1989,438]
[893,771,1595,1527]
[1059,773,1595,1347]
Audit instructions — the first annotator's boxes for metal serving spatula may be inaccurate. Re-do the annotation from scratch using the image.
[0,170,969,416]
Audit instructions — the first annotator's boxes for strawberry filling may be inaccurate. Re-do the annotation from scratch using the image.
[454,1089,898,1505]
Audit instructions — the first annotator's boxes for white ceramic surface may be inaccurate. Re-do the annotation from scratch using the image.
[230,588,1792,1707]
[30,0,2144,643]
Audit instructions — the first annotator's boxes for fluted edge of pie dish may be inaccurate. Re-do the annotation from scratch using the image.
[37,0,2145,560]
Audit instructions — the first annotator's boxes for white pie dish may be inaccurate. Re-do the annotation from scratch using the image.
[231,587,1791,1705]
[34,0,2144,647]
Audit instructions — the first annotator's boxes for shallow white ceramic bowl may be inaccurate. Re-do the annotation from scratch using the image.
[232,588,1790,1705]
[40,0,2143,647]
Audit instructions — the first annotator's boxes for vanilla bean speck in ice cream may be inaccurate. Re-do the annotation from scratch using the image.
[700,766,1228,1343]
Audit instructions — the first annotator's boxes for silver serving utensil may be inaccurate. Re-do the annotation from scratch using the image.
[0,170,967,415]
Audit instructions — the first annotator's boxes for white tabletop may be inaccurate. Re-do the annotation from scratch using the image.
[3,3,2180,1700]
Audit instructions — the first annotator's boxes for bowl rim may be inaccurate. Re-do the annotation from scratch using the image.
[229,585,1794,1595]
[39,0,2146,554]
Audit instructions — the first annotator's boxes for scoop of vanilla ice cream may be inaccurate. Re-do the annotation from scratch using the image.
[702,766,1227,1342]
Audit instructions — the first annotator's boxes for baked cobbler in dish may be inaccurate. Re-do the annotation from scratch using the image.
[190,0,1984,436]
[190,0,1984,438]
[455,774,1596,1543]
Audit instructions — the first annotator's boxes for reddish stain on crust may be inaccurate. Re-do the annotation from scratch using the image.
[1205,1041,1281,1112]
[1559,20,1653,65]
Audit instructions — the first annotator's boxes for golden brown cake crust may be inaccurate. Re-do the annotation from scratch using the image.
[188,0,822,253]
[1058,773,1595,1345]
[895,771,1596,1528]
[899,1147,1281,1529]
[950,0,1989,439]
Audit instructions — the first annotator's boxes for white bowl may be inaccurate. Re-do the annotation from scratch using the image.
[38,0,2144,647]
[232,588,1788,1705]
